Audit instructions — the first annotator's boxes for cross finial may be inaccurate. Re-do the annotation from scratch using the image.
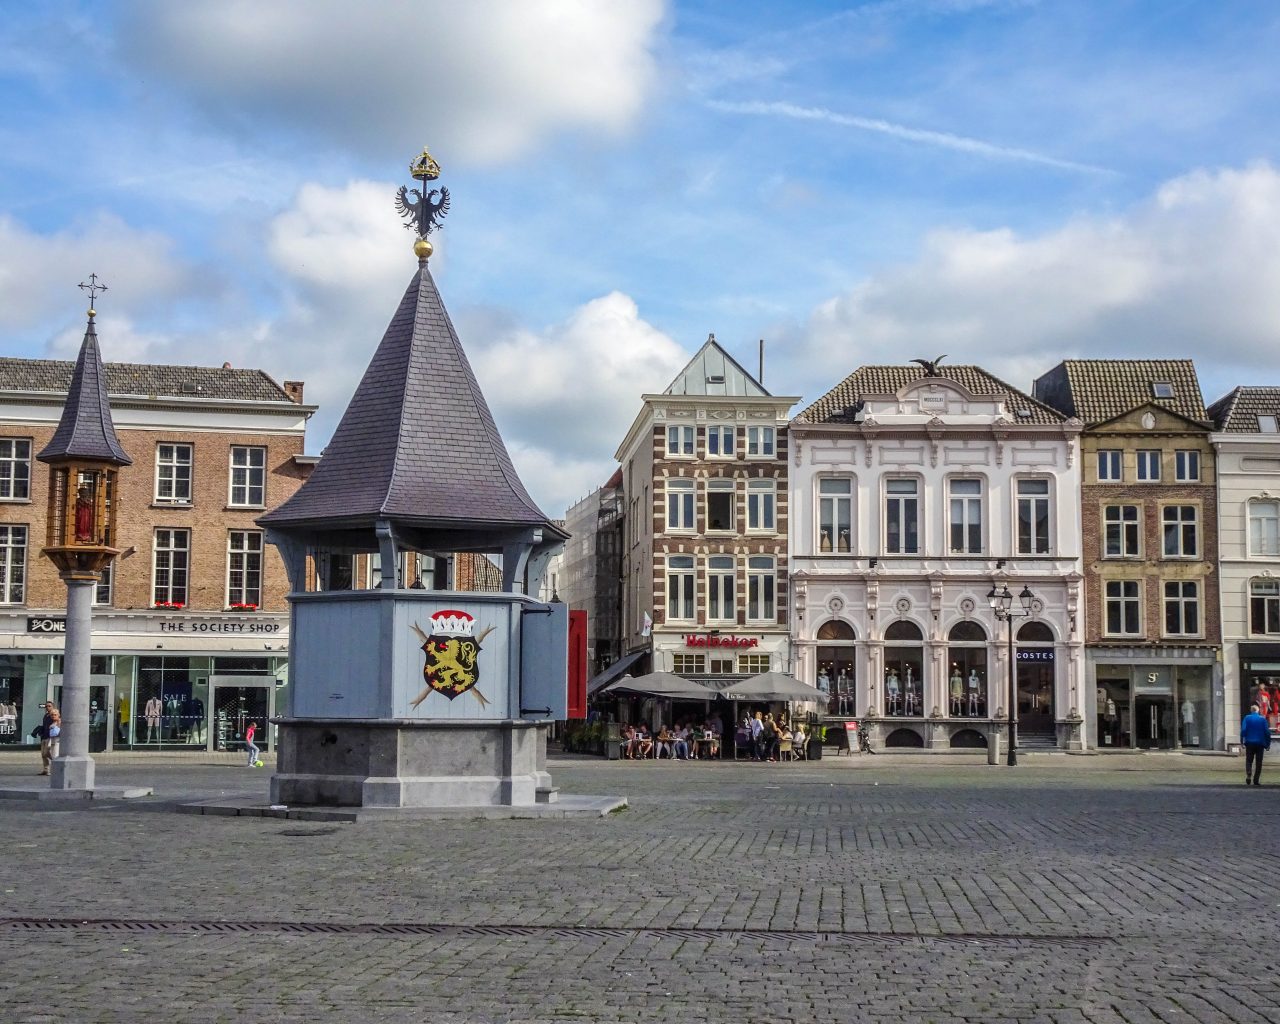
[78,273,108,318]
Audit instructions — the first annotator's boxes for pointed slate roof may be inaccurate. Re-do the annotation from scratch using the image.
[260,265,550,533]
[36,316,132,466]
[664,335,771,397]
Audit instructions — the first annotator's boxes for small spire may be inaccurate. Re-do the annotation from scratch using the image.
[79,272,107,319]
[395,146,450,264]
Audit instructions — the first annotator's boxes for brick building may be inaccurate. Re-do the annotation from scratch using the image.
[1034,360,1222,749]
[0,353,313,753]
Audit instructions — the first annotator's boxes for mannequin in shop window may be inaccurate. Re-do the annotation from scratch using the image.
[837,669,851,715]
[950,666,963,716]
[886,668,901,715]
[1181,696,1197,746]
[968,670,981,716]
[1104,697,1118,745]
[904,665,918,715]
[143,695,162,743]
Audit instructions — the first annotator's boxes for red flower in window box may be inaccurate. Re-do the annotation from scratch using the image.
[154,601,185,610]
[229,603,258,612]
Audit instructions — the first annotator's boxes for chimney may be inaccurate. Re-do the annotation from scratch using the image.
[283,380,305,404]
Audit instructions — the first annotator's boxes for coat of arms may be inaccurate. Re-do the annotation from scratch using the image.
[410,610,494,709]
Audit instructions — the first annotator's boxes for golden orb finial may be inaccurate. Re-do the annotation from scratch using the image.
[413,238,434,261]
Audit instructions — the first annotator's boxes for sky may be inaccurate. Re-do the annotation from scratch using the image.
[2,1,1280,517]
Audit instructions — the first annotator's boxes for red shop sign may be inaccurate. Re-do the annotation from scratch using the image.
[683,634,760,649]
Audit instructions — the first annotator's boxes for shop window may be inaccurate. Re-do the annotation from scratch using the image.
[706,555,735,623]
[0,525,27,604]
[885,479,919,554]
[746,479,775,532]
[1136,450,1161,482]
[666,479,694,531]
[746,426,775,457]
[0,438,31,501]
[666,555,695,622]
[1251,580,1280,635]
[819,478,852,552]
[1105,581,1142,636]
[666,425,694,456]
[672,653,704,674]
[1249,500,1280,556]
[706,480,735,532]
[816,619,856,716]
[155,443,193,504]
[133,656,204,749]
[227,530,263,609]
[1163,581,1199,636]
[947,620,987,718]
[1096,450,1122,482]
[1161,505,1198,558]
[1016,479,1051,555]
[229,446,266,507]
[706,426,736,458]
[745,556,775,622]
[152,528,190,606]
[883,619,923,717]
[709,655,734,673]
[948,478,983,554]
[1175,450,1200,482]
[1104,505,1140,558]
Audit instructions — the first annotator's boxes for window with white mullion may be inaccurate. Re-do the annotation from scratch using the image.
[885,478,919,554]
[0,524,27,603]
[1251,580,1280,635]
[948,478,982,554]
[227,530,263,608]
[706,426,736,458]
[153,528,190,605]
[746,556,775,621]
[1105,580,1142,636]
[0,438,31,500]
[1161,505,1198,558]
[746,426,775,457]
[1016,479,1051,555]
[666,556,695,621]
[666,479,694,531]
[666,425,694,456]
[93,563,113,606]
[1249,500,1280,556]
[746,479,775,531]
[706,555,736,622]
[1104,505,1140,557]
[819,478,852,553]
[229,446,266,507]
[1163,581,1199,636]
[155,444,193,503]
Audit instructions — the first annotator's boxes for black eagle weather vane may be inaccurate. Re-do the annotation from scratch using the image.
[395,146,450,261]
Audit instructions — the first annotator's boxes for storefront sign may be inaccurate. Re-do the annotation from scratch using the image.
[27,616,67,633]
[683,634,760,649]
[158,620,282,634]
[1016,649,1055,662]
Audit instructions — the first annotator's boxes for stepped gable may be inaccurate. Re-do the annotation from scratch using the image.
[261,265,549,532]
[36,316,131,466]
[1208,386,1280,432]
[796,364,1064,425]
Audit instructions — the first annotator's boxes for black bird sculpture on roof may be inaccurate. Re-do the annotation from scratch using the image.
[911,355,947,377]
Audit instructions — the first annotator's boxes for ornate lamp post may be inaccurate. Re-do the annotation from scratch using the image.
[35,276,131,790]
[987,583,1035,767]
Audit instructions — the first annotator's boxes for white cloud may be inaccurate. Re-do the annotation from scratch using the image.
[794,162,1280,402]
[118,0,667,164]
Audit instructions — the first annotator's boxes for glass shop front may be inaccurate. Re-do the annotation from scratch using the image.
[1094,657,1216,750]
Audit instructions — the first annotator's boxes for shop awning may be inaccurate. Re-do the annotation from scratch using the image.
[720,672,825,702]
[586,650,645,695]
[602,671,719,700]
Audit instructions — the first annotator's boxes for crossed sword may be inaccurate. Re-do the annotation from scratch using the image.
[409,622,495,709]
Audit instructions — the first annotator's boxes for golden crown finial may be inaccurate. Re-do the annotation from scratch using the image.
[410,147,441,182]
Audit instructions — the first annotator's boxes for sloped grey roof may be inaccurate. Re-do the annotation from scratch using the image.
[1208,386,1280,432]
[664,336,770,397]
[1034,360,1207,425]
[35,318,131,465]
[261,265,550,532]
[796,364,1065,425]
[0,357,293,403]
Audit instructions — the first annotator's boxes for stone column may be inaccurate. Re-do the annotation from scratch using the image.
[51,576,96,790]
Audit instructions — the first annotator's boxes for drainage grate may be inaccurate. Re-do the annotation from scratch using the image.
[0,917,1113,948]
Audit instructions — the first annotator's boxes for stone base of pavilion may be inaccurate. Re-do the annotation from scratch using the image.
[0,784,153,802]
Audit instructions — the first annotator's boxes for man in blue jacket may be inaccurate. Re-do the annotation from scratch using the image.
[1241,704,1272,786]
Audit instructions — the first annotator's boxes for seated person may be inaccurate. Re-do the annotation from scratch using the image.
[655,724,675,760]
[792,724,807,758]
[635,725,653,759]
[673,724,691,760]
[620,723,637,759]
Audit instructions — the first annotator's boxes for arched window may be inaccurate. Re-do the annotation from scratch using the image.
[947,621,987,718]
[1018,621,1054,643]
[883,619,923,718]
[816,619,856,715]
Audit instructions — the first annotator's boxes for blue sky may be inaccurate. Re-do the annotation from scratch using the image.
[2,1,1279,515]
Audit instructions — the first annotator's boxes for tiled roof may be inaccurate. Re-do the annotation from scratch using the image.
[0,357,293,403]
[664,335,770,397]
[35,318,131,465]
[795,364,1065,425]
[261,265,552,532]
[1207,386,1280,432]
[1034,360,1207,425]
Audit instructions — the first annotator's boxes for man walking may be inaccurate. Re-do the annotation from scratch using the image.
[1241,704,1271,786]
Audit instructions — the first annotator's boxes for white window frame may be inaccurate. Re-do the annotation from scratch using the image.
[1251,580,1280,636]
[1249,499,1280,557]
[885,477,920,555]
[666,425,694,457]
[672,653,705,674]
[1174,450,1200,482]
[1136,450,1162,482]
[1103,504,1140,558]
[229,446,267,508]
[746,426,775,458]
[227,530,263,608]
[738,653,770,674]
[1163,580,1200,637]
[1104,580,1142,637]
[1259,415,1279,433]
[746,555,776,622]
[1096,449,1122,482]
[947,478,983,554]
[0,524,27,604]
[666,555,695,622]
[666,479,694,532]
[706,425,736,459]
[706,554,736,623]
[818,477,853,553]
[93,562,113,607]
[1161,505,1198,558]
[1016,478,1052,556]
[746,479,775,532]
[155,443,193,504]
[706,479,736,533]
[0,438,32,501]
[152,528,190,606]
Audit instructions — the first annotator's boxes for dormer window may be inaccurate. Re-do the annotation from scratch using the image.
[705,374,725,385]
[1259,415,1279,433]
[1152,382,1174,399]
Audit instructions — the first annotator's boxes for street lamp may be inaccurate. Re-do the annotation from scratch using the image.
[987,583,1035,767]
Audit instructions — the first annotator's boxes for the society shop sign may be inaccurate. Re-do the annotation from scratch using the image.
[157,618,282,634]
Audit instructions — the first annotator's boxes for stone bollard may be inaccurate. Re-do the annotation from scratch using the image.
[987,732,1001,765]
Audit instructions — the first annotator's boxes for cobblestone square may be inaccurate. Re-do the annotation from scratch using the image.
[1,754,1276,1023]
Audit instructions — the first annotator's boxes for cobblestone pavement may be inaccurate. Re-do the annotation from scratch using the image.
[1,754,1277,1024]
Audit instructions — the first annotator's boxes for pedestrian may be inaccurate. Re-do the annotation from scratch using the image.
[245,721,261,768]
[1241,703,1271,786]
[41,704,61,776]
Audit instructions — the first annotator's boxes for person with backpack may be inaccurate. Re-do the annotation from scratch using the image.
[36,703,60,776]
